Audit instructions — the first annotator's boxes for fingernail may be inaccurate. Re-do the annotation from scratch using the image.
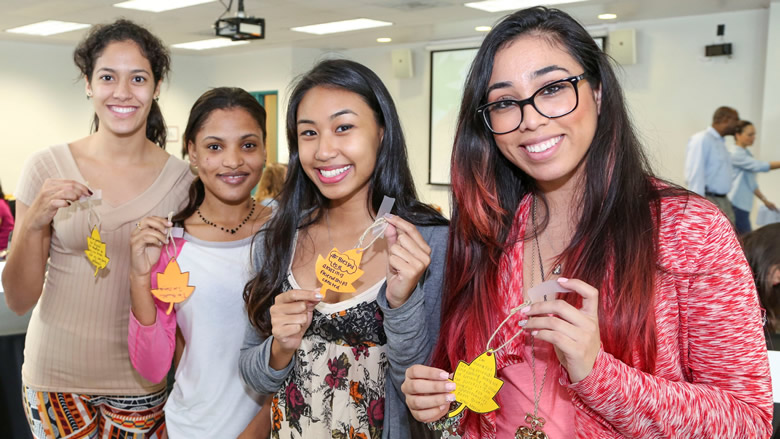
[439,372,449,380]
[531,330,538,336]
[383,213,394,219]
[439,405,447,411]
[314,293,323,300]
[88,189,94,196]
[445,382,456,391]
[446,393,456,402]
[521,306,530,314]
[557,277,569,283]
[167,221,173,227]
[518,319,528,327]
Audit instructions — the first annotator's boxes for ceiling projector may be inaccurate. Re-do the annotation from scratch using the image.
[215,0,264,41]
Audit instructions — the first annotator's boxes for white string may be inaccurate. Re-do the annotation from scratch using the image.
[163,212,178,260]
[485,301,530,353]
[355,217,389,252]
[87,198,102,232]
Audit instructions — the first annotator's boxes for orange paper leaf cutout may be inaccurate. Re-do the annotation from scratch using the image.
[448,351,505,418]
[315,248,365,294]
[84,226,109,277]
[151,259,195,314]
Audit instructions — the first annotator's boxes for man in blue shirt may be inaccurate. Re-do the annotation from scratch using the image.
[685,106,740,224]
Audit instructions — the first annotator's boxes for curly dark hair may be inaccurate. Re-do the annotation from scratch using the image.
[73,19,171,147]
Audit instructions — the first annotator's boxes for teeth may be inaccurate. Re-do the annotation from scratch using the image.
[525,136,561,153]
[111,106,135,114]
[320,165,350,178]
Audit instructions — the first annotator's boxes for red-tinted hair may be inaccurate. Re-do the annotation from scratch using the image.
[431,7,673,433]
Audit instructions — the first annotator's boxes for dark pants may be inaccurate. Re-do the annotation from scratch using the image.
[733,205,752,236]
[0,334,32,439]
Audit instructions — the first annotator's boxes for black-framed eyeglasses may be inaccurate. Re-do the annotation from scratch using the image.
[477,74,587,135]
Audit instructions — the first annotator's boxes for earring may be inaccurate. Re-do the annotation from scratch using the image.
[154,96,159,102]
[86,92,92,100]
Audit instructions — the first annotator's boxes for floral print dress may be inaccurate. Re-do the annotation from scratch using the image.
[271,272,387,439]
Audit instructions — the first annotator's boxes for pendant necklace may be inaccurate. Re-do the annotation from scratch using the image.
[516,196,551,439]
[537,199,563,276]
[197,199,256,234]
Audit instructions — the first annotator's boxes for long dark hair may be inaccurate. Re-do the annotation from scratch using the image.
[742,224,780,334]
[433,6,681,402]
[173,87,268,224]
[73,19,170,147]
[244,58,447,336]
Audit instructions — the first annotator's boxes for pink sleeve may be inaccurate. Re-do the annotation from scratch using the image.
[127,238,186,383]
[567,204,772,438]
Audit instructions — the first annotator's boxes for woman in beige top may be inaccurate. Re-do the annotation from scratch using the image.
[2,20,191,438]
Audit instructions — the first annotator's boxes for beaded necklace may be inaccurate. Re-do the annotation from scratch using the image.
[196,199,256,234]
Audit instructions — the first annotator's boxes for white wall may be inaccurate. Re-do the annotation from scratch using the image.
[614,10,768,187]
[0,40,214,193]
[758,0,780,215]
[0,40,91,192]
[1,7,777,219]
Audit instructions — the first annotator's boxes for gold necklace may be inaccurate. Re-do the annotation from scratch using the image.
[516,196,550,439]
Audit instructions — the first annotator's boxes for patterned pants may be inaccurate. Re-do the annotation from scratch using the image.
[22,385,166,439]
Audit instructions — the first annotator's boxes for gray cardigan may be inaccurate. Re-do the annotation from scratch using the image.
[238,224,448,439]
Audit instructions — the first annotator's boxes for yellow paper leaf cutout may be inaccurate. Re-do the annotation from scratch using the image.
[448,351,505,418]
[84,226,109,277]
[150,259,195,314]
[315,247,365,294]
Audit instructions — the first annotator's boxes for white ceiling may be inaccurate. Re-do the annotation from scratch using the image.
[0,0,771,54]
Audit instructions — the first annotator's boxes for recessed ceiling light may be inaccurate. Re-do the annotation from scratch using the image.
[172,38,250,50]
[291,18,392,35]
[475,25,492,32]
[113,0,216,13]
[6,20,90,36]
[377,37,392,43]
[598,13,617,20]
[465,0,587,13]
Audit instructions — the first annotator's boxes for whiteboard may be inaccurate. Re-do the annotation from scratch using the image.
[428,48,479,185]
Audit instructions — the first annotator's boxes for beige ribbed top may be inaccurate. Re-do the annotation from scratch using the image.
[17,144,192,395]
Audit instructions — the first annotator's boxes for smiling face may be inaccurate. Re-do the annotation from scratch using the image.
[85,40,160,140]
[188,108,266,204]
[296,86,383,205]
[487,34,601,192]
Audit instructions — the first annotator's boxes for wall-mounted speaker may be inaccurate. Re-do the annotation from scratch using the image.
[607,29,637,65]
[391,49,413,78]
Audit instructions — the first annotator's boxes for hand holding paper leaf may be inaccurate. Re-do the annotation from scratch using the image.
[315,248,365,294]
[448,351,504,418]
[151,259,195,314]
[85,227,109,276]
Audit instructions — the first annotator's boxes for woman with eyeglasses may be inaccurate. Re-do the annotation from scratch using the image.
[400,7,772,438]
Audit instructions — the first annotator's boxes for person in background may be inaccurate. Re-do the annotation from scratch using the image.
[685,106,740,224]
[742,224,780,343]
[254,162,288,207]
[0,182,14,252]
[401,7,771,438]
[128,87,271,438]
[1,20,192,438]
[728,120,780,235]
